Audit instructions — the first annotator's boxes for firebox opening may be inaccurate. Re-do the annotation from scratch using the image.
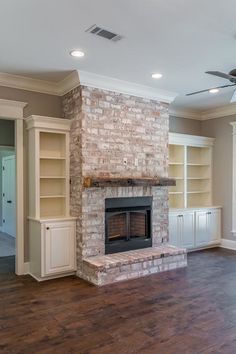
[105,197,152,254]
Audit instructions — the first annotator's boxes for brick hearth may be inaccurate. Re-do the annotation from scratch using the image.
[79,246,187,286]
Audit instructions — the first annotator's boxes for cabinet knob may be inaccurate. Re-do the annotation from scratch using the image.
[178,214,183,217]
[46,227,50,230]
[206,212,212,215]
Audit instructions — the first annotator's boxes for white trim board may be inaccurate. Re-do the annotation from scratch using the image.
[169,132,215,147]
[24,262,29,274]
[0,99,27,119]
[220,238,236,251]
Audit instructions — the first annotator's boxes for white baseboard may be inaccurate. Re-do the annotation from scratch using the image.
[220,238,236,250]
[28,271,76,282]
[23,262,29,274]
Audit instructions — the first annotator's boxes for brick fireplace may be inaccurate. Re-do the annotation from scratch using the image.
[62,84,187,285]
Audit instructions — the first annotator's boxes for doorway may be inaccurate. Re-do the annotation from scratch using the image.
[0,119,15,271]
[2,154,16,238]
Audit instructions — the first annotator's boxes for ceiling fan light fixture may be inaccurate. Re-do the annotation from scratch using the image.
[209,88,219,94]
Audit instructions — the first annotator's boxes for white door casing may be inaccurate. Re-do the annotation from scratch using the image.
[0,99,27,275]
[2,155,16,237]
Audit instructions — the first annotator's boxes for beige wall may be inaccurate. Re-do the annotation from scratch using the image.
[0,86,63,261]
[169,116,202,135]
[0,86,62,118]
[201,116,236,241]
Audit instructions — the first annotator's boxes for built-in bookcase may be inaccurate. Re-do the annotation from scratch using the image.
[39,132,67,218]
[26,116,71,220]
[169,133,214,209]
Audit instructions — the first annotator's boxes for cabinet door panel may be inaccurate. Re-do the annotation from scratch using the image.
[169,214,180,247]
[181,212,195,249]
[195,211,209,247]
[43,222,75,276]
[208,210,221,243]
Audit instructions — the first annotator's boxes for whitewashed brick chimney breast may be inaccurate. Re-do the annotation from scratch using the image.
[62,85,171,280]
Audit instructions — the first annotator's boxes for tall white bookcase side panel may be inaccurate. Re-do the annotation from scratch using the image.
[169,133,214,209]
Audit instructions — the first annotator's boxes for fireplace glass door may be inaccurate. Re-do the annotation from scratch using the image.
[105,197,152,254]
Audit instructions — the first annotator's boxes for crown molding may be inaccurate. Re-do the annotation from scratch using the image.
[171,102,236,121]
[0,99,27,119]
[0,70,176,102]
[201,103,236,120]
[56,71,80,95]
[0,72,60,95]
[78,70,177,103]
[169,107,202,120]
[0,71,80,96]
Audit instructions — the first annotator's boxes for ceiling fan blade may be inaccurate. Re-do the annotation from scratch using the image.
[186,88,214,96]
[231,89,236,103]
[186,83,236,96]
[206,71,236,82]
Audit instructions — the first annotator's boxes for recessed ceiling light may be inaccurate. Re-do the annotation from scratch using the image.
[152,73,163,79]
[209,88,219,94]
[70,50,85,58]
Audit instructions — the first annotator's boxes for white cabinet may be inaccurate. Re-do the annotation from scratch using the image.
[43,221,76,277]
[169,211,195,249]
[169,208,221,250]
[29,219,76,281]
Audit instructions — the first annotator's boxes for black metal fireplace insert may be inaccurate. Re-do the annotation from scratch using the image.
[105,197,152,254]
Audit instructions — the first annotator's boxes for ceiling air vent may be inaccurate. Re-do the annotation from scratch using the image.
[85,24,123,42]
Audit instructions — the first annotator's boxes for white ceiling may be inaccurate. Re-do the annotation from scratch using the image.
[1,0,236,111]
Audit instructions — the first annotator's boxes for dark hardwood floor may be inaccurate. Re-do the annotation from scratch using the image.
[1,249,236,353]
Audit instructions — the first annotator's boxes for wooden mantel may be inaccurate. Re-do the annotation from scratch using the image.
[83,177,176,188]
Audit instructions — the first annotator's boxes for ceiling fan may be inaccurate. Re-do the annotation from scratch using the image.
[186,69,236,103]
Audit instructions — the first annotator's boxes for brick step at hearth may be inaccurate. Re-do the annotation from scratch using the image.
[78,246,187,286]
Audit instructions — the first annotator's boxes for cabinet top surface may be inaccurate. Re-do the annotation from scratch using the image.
[169,206,221,212]
[28,216,77,223]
